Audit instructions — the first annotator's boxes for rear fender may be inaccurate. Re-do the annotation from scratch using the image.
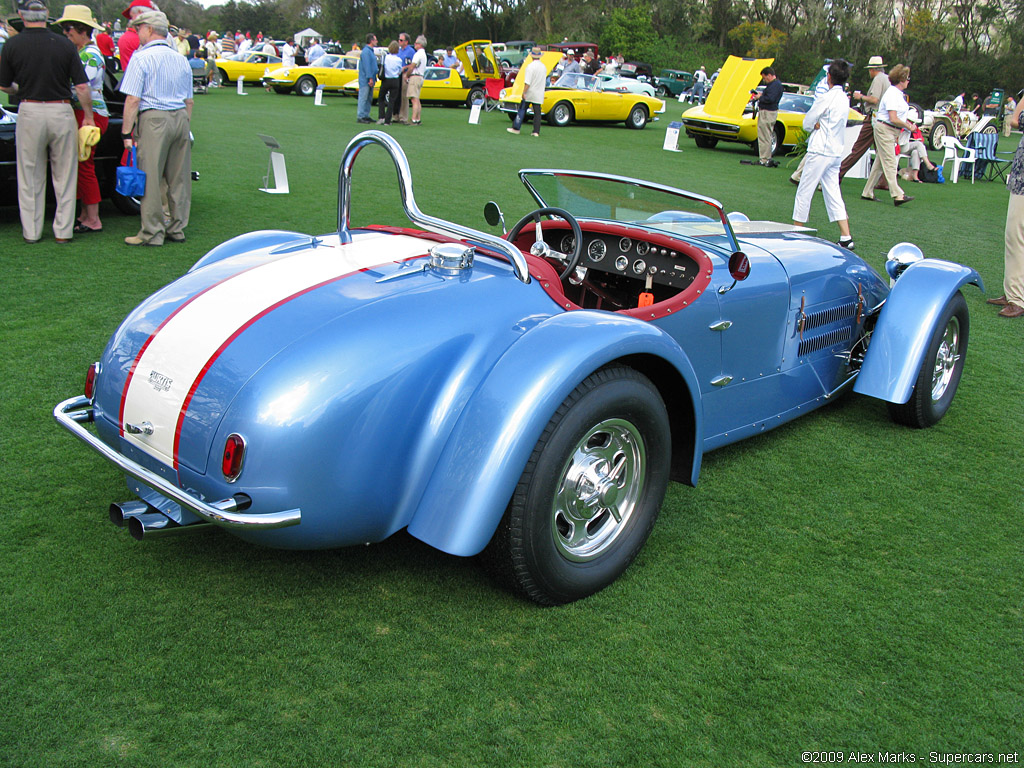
[854,259,982,404]
[406,310,703,557]
[189,230,312,272]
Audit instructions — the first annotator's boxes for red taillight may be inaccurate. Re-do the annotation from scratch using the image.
[221,434,246,482]
[84,362,99,400]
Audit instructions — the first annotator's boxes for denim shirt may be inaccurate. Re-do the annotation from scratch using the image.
[1009,135,1024,197]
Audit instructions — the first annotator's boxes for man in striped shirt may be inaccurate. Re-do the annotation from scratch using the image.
[119,9,193,246]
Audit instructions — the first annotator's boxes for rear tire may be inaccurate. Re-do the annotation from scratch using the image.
[481,367,671,605]
[887,292,969,428]
[466,86,484,108]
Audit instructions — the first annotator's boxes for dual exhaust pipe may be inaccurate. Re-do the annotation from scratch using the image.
[109,501,213,541]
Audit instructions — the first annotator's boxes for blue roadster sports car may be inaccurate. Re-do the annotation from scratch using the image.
[56,131,981,605]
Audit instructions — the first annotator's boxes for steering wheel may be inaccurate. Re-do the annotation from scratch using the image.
[507,207,584,281]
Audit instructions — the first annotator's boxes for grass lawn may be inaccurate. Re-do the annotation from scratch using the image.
[2,87,1021,767]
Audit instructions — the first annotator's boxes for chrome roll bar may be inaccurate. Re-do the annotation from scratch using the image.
[54,396,302,531]
[337,130,530,283]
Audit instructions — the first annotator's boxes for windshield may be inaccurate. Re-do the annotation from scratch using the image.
[309,54,336,67]
[519,170,739,251]
[553,73,599,91]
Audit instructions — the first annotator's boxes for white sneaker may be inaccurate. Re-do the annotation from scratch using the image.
[507,127,520,134]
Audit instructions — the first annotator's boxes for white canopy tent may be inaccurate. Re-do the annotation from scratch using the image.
[293,28,322,46]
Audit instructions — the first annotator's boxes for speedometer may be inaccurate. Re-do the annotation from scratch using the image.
[561,234,576,253]
[588,239,607,262]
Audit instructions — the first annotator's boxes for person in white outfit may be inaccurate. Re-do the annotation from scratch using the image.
[792,59,855,249]
[508,47,547,136]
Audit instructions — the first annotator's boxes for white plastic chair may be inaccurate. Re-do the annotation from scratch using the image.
[941,135,977,184]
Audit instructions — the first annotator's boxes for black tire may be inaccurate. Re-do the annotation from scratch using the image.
[626,104,648,129]
[466,86,485,109]
[887,292,969,428]
[548,101,573,127]
[929,119,949,151]
[771,125,785,156]
[217,68,229,84]
[296,76,317,97]
[111,192,141,216]
[273,86,291,95]
[981,123,998,135]
[655,84,669,98]
[482,367,672,605]
[693,135,718,149]
[501,59,512,68]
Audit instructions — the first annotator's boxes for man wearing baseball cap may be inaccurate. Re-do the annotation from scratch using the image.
[119,8,193,246]
[0,0,95,243]
[119,0,156,68]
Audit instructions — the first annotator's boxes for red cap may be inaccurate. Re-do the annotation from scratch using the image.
[121,0,154,19]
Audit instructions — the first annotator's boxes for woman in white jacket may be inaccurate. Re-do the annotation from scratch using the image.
[792,59,855,249]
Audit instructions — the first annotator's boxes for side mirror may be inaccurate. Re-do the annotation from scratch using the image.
[484,201,506,234]
[719,251,750,295]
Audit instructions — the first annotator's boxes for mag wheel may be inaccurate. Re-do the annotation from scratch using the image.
[626,104,648,129]
[482,367,671,605]
[296,76,317,97]
[888,292,969,428]
[548,101,573,127]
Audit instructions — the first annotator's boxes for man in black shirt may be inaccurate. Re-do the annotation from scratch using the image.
[751,65,783,167]
[0,0,93,243]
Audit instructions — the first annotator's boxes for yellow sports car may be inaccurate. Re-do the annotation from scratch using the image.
[342,40,500,108]
[214,50,283,84]
[499,53,666,129]
[680,55,862,155]
[264,53,361,96]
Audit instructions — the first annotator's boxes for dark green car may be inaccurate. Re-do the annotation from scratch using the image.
[653,69,693,98]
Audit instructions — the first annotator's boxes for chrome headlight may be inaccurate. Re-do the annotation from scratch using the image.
[885,242,924,283]
[499,88,507,99]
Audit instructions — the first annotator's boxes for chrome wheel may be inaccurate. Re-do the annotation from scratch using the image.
[931,315,961,401]
[551,418,645,562]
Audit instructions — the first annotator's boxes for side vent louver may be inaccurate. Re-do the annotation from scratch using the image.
[797,301,857,357]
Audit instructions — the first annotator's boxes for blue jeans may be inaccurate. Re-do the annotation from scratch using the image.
[513,100,541,134]
[357,82,373,120]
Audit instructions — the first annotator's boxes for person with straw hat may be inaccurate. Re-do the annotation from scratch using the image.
[58,4,108,233]
[0,0,94,243]
[838,55,889,181]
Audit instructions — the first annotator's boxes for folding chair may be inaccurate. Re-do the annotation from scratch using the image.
[484,77,504,112]
[970,131,1011,181]
[941,135,976,184]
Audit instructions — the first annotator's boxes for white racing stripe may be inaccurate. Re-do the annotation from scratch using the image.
[120,233,429,467]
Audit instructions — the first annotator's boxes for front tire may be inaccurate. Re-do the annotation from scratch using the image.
[929,119,949,150]
[296,76,317,97]
[626,104,648,129]
[482,367,671,605]
[548,101,573,127]
[887,292,969,428]
[694,135,718,149]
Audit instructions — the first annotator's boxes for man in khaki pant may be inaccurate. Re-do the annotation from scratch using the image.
[0,0,94,243]
[118,9,193,246]
[750,65,783,167]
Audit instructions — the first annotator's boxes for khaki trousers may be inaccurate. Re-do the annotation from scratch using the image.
[1005,193,1024,306]
[137,108,191,244]
[15,102,78,241]
[863,121,905,200]
[757,109,777,164]
[398,75,410,123]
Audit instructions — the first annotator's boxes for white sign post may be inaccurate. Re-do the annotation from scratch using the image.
[314,85,325,106]
[468,99,482,124]
[663,120,682,152]
[237,76,247,96]
[257,134,289,194]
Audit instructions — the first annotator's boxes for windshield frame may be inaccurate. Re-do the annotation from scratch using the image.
[517,169,741,254]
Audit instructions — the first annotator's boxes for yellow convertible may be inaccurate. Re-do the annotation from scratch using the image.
[342,40,500,108]
[214,50,283,85]
[264,53,361,96]
[498,53,665,129]
[680,55,862,155]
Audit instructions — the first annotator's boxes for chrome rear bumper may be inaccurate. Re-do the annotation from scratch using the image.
[54,396,302,531]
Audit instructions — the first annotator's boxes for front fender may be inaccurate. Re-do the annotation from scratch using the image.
[406,310,703,557]
[188,229,312,272]
[854,259,982,404]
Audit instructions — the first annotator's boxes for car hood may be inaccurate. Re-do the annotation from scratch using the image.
[93,230,557,476]
[700,55,773,119]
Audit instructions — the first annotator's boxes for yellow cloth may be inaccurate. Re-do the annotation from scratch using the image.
[77,125,101,162]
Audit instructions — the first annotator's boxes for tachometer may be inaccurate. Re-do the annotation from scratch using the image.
[588,239,607,262]
[561,234,576,253]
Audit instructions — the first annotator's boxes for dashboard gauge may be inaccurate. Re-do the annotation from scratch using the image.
[588,239,607,262]
[618,237,633,253]
[632,259,647,274]
[560,234,576,253]
[615,255,629,271]
[635,241,650,256]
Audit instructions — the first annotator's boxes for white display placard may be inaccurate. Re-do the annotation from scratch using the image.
[314,86,324,106]
[237,76,247,96]
[663,121,682,152]
[468,101,482,124]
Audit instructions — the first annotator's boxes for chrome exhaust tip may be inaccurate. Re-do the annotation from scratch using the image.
[109,500,155,527]
[128,511,213,541]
